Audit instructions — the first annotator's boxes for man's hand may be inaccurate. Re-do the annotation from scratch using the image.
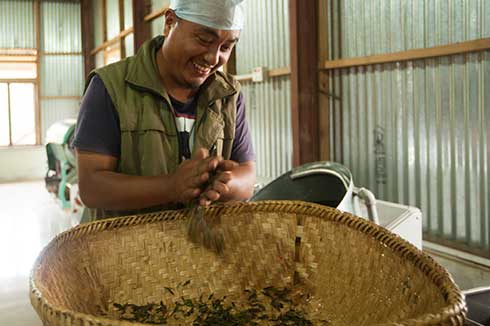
[171,148,220,205]
[200,160,255,206]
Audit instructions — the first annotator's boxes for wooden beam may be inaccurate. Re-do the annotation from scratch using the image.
[34,0,41,145]
[132,0,151,52]
[0,49,37,55]
[0,59,37,63]
[7,81,12,145]
[0,79,37,83]
[90,28,133,55]
[323,37,490,70]
[81,0,95,79]
[40,96,82,100]
[234,66,290,82]
[144,6,169,22]
[42,52,83,56]
[268,66,290,78]
[290,0,319,166]
[101,0,107,42]
[318,0,330,161]
[118,0,126,58]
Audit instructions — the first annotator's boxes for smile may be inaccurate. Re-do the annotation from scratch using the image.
[192,61,212,75]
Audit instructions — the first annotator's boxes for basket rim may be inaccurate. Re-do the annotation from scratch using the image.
[29,200,467,326]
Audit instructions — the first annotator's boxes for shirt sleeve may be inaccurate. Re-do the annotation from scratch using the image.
[72,75,121,158]
[230,92,255,163]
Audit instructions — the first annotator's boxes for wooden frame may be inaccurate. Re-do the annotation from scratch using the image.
[87,5,171,60]
[323,37,490,70]
[234,67,290,82]
[42,52,83,56]
[132,0,151,52]
[40,96,81,100]
[289,0,320,166]
[317,0,329,161]
[118,0,126,59]
[144,6,169,22]
[0,81,38,147]
[0,48,37,55]
[6,83,12,145]
[81,0,94,79]
[102,0,107,44]
[34,0,41,145]
[90,27,133,56]
[103,43,122,65]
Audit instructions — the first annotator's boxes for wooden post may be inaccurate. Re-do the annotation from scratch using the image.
[101,0,107,43]
[81,0,95,79]
[118,0,126,58]
[132,0,151,52]
[289,0,319,166]
[34,0,41,145]
[318,0,330,161]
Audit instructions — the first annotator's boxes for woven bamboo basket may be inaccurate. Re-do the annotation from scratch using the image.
[30,201,466,326]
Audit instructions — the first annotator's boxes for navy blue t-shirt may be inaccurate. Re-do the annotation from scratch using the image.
[73,75,255,163]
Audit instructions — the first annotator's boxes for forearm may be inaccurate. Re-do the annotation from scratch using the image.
[220,162,256,202]
[79,170,176,210]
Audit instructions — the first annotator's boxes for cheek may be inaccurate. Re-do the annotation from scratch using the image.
[217,53,230,67]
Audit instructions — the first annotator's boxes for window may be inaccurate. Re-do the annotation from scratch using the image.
[104,45,121,65]
[0,58,37,146]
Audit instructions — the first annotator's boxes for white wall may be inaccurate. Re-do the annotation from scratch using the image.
[0,147,47,183]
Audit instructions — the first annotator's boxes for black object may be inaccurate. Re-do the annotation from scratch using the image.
[465,287,490,326]
[250,162,352,209]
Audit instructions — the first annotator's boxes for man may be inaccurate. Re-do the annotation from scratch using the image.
[73,0,256,221]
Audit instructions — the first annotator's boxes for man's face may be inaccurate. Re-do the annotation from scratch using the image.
[161,11,240,90]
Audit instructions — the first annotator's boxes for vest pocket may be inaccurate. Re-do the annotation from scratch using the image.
[120,103,177,136]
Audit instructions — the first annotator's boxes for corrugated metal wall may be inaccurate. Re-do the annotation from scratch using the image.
[41,99,80,140]
[93,0,103,47]
[40,56,83,96]
[40,1,83,143]
[41,1,81,52]
[326,0,490,251]
[0,0,35,49]
[151,0,167,10]
[236,0,292,180]
[151,16,164,38]
[124,0,132,29]
[106,0,120,40]
[125,33,134,57]
[150,0,168,38]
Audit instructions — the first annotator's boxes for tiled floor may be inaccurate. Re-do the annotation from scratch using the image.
[0,180,80,326]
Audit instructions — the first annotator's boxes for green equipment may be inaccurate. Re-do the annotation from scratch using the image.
[44,119,78,209]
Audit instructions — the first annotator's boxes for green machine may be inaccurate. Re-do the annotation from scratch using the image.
[45,119,78,209]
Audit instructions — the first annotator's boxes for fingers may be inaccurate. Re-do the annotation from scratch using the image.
[177,149,238,205]
[192,147,209,160]
[217,159,239,171]
[180,187,202,203]
[199,171,233,205]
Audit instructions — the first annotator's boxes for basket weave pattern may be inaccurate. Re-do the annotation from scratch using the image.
[30,201,466,325]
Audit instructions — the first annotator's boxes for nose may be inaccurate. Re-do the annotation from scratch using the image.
[203,46,220,67]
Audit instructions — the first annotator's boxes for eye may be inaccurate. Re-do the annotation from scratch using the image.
[197,35,213,45]
[220,43,235,52]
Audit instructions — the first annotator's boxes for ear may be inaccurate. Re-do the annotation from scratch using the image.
[163,9,178,36]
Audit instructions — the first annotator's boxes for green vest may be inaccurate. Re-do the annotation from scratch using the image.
[82,36,240,221]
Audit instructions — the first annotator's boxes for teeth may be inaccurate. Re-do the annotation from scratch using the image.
[192,62,211,74]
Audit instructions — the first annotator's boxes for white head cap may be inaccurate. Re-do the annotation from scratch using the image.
[170,0,245,31]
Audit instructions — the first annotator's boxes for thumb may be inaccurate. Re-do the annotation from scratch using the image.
[192,147,209,160]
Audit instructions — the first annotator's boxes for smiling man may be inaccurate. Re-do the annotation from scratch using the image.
[73,0,255,221]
